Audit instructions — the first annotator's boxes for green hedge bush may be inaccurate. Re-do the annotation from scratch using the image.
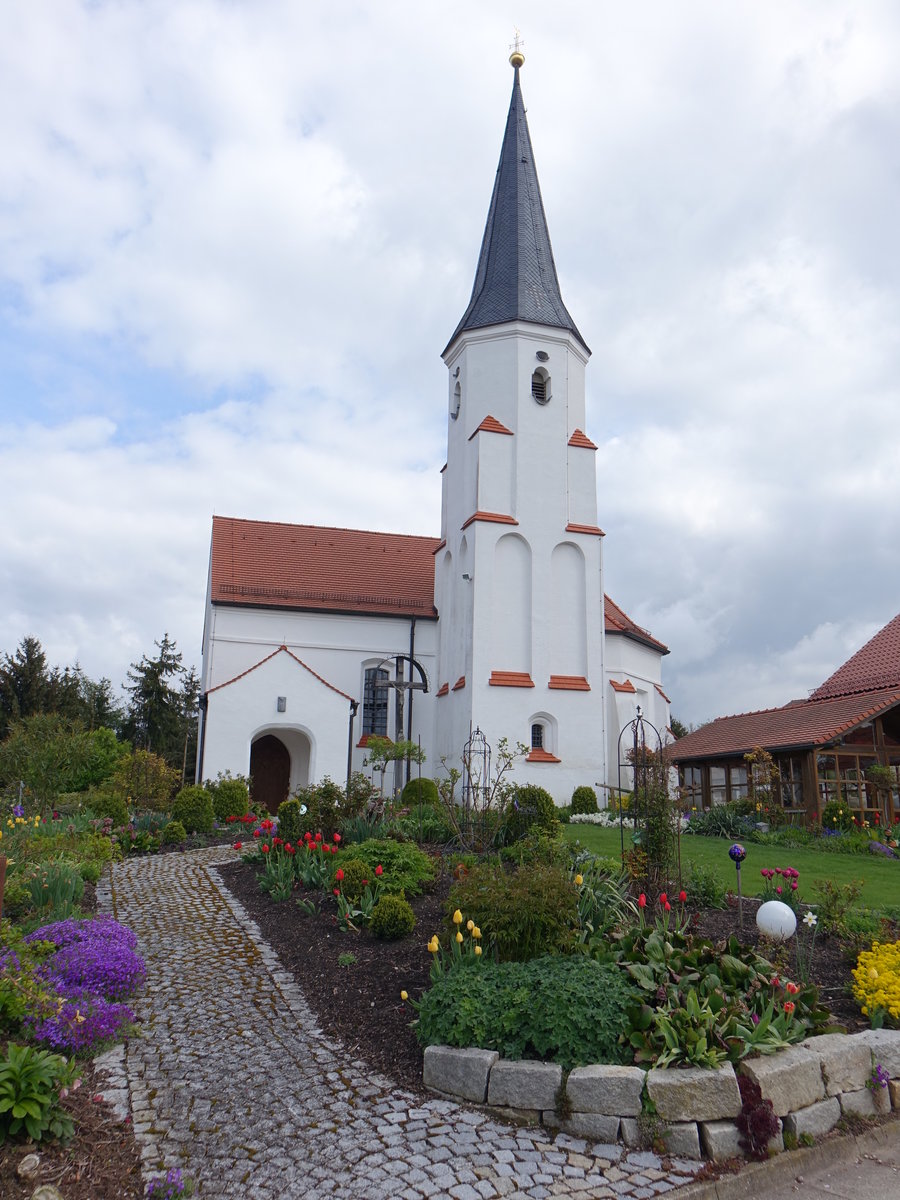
[162,820,187,845]
[571,786,599,815]
[277,798,304,845]
[504,784,558,844]
[416,956,636,1069]
[344,838,435,897]
[400,777,439,807]
[370,894,416,939]
[209,775,250,822]
[171,786,214,836]
[84,789,128,828]
[448,862,577,961]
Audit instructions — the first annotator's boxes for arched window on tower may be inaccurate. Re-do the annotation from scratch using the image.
[531,367,550,405]
[531,722,544,751]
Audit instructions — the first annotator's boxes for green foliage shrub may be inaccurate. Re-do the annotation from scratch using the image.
[448,862,578,961]
[395,806,455,845]
[291,778,342,840]
[812,877,864,936]
[416,956,636,1069]
[503,784,558,844]
[821,800,854,833]
[78,861,102,885]
[346,838,435,897]
[70,727,128,792]
[209,774,250,822]
[685,863,727,909]
[499,826,567,868]
[277,798,304,845]
[342,771,379,819]
[401,777,439,807]
[684,804,755,839]
[370,894,416,939]
[571,785,599,815]
[0,1042,77,1143]
[1,880,33,921]
[334,857,371,902]
[27,862,85,919]
[171,785,214,836]
[112,749,178,813]
[162,820,187,846]
[84,790,128,828]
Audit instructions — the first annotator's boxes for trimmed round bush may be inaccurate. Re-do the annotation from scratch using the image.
[416,956,636,1069]
[370,894,416,939]
[171,786,214,836]
[335,857,371,902]
[210,776,250,822]
[571,785,598,815]
[504,784,558,843]
[277,798,304,845]
[401,777,439,807]
[161,820,187,845]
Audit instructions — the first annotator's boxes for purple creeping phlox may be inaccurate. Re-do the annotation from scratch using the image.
[26,987,136,1054]
[146,1167,188,1199]
[866,1062,891,1092]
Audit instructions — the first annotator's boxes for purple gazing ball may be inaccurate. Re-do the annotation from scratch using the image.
[729,843,747,863]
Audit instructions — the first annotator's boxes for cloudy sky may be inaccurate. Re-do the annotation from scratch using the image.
[2,0,899,727]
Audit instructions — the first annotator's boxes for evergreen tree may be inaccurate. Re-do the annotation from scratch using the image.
[122,634,196,771]
[0,636,52,738]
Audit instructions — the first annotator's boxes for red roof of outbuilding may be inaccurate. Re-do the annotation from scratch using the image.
[811,611,900,700]
[672,686,900,761]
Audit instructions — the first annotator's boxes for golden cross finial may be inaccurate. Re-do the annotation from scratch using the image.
[509,28,525,69]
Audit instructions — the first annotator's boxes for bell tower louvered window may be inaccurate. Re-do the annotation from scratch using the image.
[531,367,550,404]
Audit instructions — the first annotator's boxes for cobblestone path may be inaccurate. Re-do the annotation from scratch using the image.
[99,846,704,1200]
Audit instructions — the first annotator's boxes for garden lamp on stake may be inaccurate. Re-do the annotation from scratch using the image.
[729,843,746,928]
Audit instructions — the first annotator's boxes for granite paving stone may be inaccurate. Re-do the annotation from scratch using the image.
[96,846,704,1199]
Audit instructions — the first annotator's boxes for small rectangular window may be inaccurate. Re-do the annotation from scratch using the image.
[531,723,544,750]
[362,668,389,737]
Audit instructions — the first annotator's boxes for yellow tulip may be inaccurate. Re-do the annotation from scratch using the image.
[452,909,463,925]
[473,927,481,939]
[428,936,439,953]
[474,945,482,957]
[400,990,408,1001]
[455,931,463,944]
[467,919,474,931]
[574,874,583,886]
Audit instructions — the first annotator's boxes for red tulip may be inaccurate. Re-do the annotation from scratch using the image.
[315,832,322,842]
[261,844,270,854]
[678,890,687,904]
[664,901,671,912]
[335,869,344,882]
[233,841,242,850]
[333,833,341,843]
[375,865,383,876]
[638,894,646,908]
[784,1001,795,1015]
[659,893,668,905]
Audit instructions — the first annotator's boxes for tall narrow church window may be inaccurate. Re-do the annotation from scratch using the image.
[362,668,389,737]
[451,380,461,420]
[531,368,550,404]
[531,722,544,750]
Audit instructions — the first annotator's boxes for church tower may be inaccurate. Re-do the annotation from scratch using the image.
[433,50,607,801]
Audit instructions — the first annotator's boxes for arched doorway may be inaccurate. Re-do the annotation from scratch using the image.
[250,734,291,815]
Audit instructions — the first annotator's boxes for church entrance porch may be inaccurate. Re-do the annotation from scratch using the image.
[250,734,291,815]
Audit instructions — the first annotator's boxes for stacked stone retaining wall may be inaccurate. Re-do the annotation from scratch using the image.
[423,1028,900,1160]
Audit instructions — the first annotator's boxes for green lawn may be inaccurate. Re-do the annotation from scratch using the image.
[562,823,900,912]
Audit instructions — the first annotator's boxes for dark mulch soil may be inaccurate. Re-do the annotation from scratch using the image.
[214,859,880,1097]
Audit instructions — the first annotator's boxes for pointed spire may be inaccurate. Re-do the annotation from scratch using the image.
[445,61,589,355]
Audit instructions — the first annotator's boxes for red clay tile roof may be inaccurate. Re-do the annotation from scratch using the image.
[210,518,667,652]
[566,523,605,537]
[610,678,636,694]
[488,671,535,687]
[468,415,514,439]
[526,748,562,763]
[548,675,591,691]
[810,611,900,700]
[210,516,440,618]
[672,686,900,761]
[604,595,669,654]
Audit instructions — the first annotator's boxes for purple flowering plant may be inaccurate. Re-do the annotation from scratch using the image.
[146,1167,192,1199]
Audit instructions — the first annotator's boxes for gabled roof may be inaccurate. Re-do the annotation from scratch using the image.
[209,517,667,656]
[210,516,440,619]
[444,66,588,355]
[672,687,900,761]
[604,595,670,655]
[811,611,900,700]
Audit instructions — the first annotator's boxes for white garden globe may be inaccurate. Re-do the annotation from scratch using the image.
[756,900,797,941]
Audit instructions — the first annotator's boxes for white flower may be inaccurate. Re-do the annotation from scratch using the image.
[803,912,818,927]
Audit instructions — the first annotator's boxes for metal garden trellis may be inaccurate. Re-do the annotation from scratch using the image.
[616,705,681,893]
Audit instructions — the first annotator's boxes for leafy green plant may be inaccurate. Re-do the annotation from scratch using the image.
[258,848,295,902]
[333,857,371,902]
[84,789,129,828]
[401,777,439,807]
[503,784,558,844]
[820,801,854,833]
[338,952,357,968]
[338,812,393,845]
[416,956,636,1070]
[161,820,187,846]
[112,749,178,813]
[208,774,250,822]
[345,838,435,898]
[276,798,304,845]
[0,1042,77,1143]
[571,786,598,815]
[812,877,864,936]
[685,863,727,909]
[572,858,634,943]
[448,862,577,962]
[171,785,213,835]
[27,861,85,920]
[684,804,755,839]
[370,894,416,939]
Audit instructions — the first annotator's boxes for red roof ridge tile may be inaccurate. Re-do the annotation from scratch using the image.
[468,415,514,439]
[566,523,605,537]
[460,511,518,530]
[548,675,591,691]
[526,748,562,763]
[489,671,535,688]
[610,678,636,694]
[568,429,598,450]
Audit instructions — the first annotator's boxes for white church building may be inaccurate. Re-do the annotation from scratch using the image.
[197,55,671,814]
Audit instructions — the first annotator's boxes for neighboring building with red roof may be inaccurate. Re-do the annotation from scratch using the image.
[672,614,900,826]
[198,59,671,812]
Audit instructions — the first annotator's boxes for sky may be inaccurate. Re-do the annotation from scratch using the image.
[2,0,899,728]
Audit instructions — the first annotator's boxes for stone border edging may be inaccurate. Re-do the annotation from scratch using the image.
[675,1112,900,1200]
[424,1028,900,1159]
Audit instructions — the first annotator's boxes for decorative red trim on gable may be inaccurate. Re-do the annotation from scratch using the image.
[356,733,393,749]
[436,683,450,697]
[526,748,562,764]
[548,675,590,691]
[610,678,637,694]
[655,683,671,703]
[565,523,605,537]
[461,511,518,530]
[452,675,466,691]
[432,540,447,555]
[206,644,355,703]
[489,671,535,688]
[568,429,598,450]
[468,415,514,440]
